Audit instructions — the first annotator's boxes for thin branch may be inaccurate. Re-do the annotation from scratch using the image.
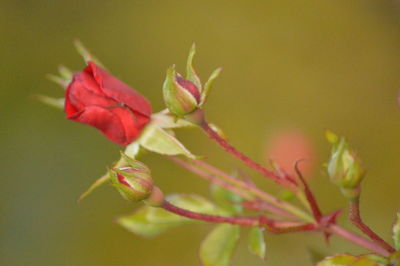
[162,200,258,226]
[201,121,296,190]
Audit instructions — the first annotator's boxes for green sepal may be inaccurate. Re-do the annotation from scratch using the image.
[325,129,339,145]
[200,67,222,106]
[35,95,64,110]
[316,253,387,266]
[151,110,197,129]
[117,194,218,238]
[199,224,240,266]
[119,152,150,173]
[248,227,266,260]
[78,157,126,202]
[73,39,105,68]
[393,212,400,250]
[138,122,198,159]
[186,43,202,91]
[163,65,198,117]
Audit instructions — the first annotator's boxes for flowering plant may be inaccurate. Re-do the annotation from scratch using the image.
[40,42,400,266]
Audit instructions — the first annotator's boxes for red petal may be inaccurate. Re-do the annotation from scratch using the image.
[87,62,152,117]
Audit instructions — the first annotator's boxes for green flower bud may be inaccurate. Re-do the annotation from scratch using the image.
[111,164,153,202]
[326,131,365,190]
[163,65,201,117]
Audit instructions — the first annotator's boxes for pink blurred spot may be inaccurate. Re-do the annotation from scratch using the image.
[265,130,315,179]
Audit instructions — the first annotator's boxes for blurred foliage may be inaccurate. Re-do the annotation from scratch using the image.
[1,0,400,265]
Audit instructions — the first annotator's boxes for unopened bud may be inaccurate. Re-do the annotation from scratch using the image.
[163,66,201,117]
[326,131,365,190]
[110,160,153,202]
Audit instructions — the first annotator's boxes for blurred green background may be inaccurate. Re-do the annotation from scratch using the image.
[1,0,400,265]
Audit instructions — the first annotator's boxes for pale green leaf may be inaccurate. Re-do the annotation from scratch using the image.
[124,141,141,159]
[199,224,240,266]
[248,227,266,260]
[200,67,222,106]
[151,110,197,129]
[210,183,243,215]
[118,207,186,238]
[118,194,217,238]
[316,254,384,266]
[393,212,400,250]
[138,123,197,159]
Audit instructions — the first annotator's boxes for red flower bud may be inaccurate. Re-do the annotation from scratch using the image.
[176,75,201,104]
[64,62,152,145]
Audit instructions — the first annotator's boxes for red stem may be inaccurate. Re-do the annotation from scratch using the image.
[349,197,395,253]
[171,156,296,219]
[162,200,257,226]
[163,201,315,234]
[201,121,296,190]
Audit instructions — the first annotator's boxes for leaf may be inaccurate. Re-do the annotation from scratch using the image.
[199,224,240,266]
[124,141,141,159]
[73,39,105,68]
[138,123,198,159]
[186,43,202,91]
[118,194,218,238]
[393,212,400,250]
[118,207,185,238]
[200,67,222,106]
[34,95,64,110]
[316,254,385,266]
[210,182,243,215]
[248,227,266,260]
[151,110,197,129]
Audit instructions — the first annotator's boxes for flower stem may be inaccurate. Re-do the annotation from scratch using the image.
[201,121,295,190]
[328,224,391,257]
[349,196,395,253]
[162,200,258,226]
[171,156,313,222]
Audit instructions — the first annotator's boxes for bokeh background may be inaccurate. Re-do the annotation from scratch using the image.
[1,0,400,265]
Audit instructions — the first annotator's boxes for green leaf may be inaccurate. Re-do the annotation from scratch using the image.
[199,224,240,266]
[316,254,385,266]
[124,141,141,159]
[186,43,202,91]
[151,110,197,129]
[118,194,218,238]
[118,207,185,238]
[138,123,198,159]
[393,212,400,250]
[35,95,64,110]
[200,67,222,106]
[73,39,105,68]
[248,227,266,260]
[210,182,243,215]
[167,194,218,214]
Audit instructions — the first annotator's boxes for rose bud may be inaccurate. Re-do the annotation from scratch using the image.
[64,62,152,146]
[110,165,154,202]
[163,65,201,117]
[326,131,365,195]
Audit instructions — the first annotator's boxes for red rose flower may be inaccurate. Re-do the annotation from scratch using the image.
[64,62,152,146]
